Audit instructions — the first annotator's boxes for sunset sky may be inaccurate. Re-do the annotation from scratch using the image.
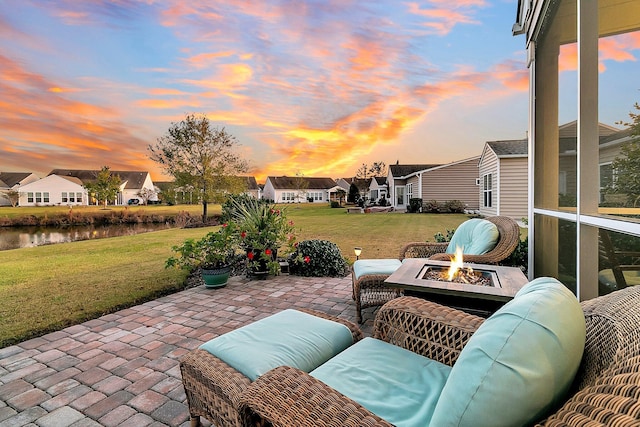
[1,1,638,183]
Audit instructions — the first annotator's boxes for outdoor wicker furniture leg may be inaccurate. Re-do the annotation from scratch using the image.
[353,272,402,324]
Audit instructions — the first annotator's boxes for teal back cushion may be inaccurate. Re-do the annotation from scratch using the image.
[430,277,586,427]
[446,218,499,255]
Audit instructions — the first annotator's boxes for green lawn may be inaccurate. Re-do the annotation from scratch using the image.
[0,203,471,348]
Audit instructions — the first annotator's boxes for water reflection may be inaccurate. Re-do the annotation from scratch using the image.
[0,223,174,251]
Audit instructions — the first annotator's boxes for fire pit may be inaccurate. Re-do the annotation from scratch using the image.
[385,256,528,317]
[418,247,498,287]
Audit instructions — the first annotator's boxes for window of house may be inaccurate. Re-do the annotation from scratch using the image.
[43,192,50,203]
[35,192,42,203]
[483,174,493,208]
[62,192,68,203]
[76,193,82,203]
[406,183,413,204]
[27,192,34,203]
[69,193,75,203]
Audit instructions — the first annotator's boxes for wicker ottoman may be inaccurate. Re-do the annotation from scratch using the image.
[352,259,404,323]
[180,308,362,427]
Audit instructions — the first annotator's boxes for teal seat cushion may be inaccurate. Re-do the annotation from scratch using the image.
[353,258,402,279]
[430,277,586,427]
[446,218,499,255]
[311,337,451,427]
[199,309,354,381]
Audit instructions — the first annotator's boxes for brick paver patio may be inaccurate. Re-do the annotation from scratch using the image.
[0,275,375,427]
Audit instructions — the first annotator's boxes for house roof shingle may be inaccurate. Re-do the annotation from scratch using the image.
[0,172,35,188]
[487,140,528,156]
[389,164,441,177]
[267,176,337,189]
[49,169,149,189]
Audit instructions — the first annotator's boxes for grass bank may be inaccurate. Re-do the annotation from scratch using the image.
[0,203,471,347]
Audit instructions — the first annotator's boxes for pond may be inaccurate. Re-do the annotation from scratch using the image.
[0,223,175,251]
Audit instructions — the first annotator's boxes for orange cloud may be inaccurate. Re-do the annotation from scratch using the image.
[406,1,485,35]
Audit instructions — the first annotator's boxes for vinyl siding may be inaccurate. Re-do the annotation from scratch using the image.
[498,158,528,219]
[479,150,498,217]
[420,158,480,210]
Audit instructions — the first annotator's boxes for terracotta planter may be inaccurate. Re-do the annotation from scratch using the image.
[201,265,231,288]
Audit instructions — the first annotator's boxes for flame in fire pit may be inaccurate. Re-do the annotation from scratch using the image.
[446,246,474,282]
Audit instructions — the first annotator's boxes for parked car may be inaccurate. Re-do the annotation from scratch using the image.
[127,199,140,205]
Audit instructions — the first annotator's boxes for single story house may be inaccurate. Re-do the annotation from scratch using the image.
[18,174,88,206]
[388,158,480,211]
[242,176,261,199]
[49,169,157,205]
[369,177,388,203]
[387,164,440,209]
[0,172,39,206]
[263,176,339,203]
[478,140,528,219]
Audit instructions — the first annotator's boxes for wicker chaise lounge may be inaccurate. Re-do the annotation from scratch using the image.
[352,215,521,323]
[180,308,362,427]
[238,283,640,427]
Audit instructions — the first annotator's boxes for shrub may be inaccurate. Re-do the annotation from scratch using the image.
[330,201,341,208]
[288,240,349,277]
[444,200,466,213]
[433,228,456,243]
[221,193,269,222]
[408,198,423,213]
[423,200,440,213]
[501,236,528,275]
[378,197,388,207]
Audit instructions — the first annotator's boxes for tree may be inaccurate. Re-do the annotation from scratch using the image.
[0,190,20,207]
[611,102,640,206]
[355,161,387,202]
[335,188,346,206]
[347,182,360,204]
[148,113,249,221]
[84,166,122,209]
[137,187,156,205]
[292,171,309,202]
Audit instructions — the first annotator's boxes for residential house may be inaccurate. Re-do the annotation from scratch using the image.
[242,176,261,199]
[388,158,480,211]
[388,164,440,210]
[369,177,388,204]
[263,176,338,203]
[514,0,640,300]
[479,139,528,219]
[49,169,157,205]
[18,174,87,206]
[0,172,39,206]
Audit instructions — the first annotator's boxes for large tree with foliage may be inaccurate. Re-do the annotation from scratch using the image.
[84,166,122,209]
[148,113,249,220]
[355,161,387,201]
[612,102,640,207]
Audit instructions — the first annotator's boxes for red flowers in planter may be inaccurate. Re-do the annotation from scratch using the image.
[304,255,311,264]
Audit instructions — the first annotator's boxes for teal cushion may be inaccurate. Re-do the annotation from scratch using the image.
[311,337,451,427]
[446,218,499,255]
[430,277,586,427]
[199,309,354,381]
[353,258,402,279]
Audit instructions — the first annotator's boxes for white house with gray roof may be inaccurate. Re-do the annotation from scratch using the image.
[0,172,39,206]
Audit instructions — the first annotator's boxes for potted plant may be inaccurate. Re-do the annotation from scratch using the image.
[166,223,239,288]
[230,198,297,277]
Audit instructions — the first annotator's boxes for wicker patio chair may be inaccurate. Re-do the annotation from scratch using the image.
[352,215,521,323]
[239,286,640,427]
[180,308,362,427]
[398,215,521,263]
